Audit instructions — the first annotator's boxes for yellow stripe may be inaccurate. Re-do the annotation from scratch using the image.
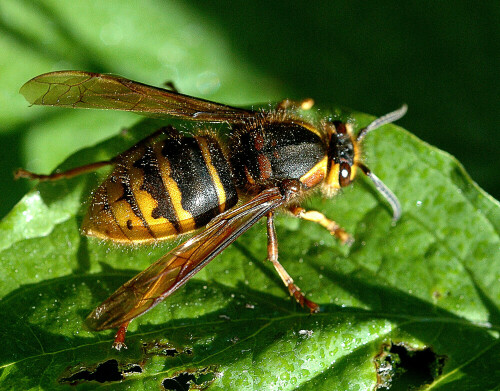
[297,120,322,138]
[345,123,354,137]
[125,145,177,239]
[197,137,227,212]
[154,143,195,232]
[299,156,328,187]
[326,162,341,190]
[350,126,361,181]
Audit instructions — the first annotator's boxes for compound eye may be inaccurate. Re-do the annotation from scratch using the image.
[339,162,351,187]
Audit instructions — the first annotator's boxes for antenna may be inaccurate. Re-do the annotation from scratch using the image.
[357,104,408,142]
[356,163,401,221]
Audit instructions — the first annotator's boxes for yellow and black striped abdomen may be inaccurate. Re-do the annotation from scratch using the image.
[82,134,238,244]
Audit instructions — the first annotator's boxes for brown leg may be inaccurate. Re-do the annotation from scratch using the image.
[112,321,130,350]
[276,98,315,111]
[266,211,319,313]
[288,205,353,245]
[14,126,179,182]
[14,160,112,182]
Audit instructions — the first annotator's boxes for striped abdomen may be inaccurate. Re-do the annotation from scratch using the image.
[82,134,238,243]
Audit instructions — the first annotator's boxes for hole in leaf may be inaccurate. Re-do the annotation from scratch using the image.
[59,359,142,385]
[374,342,447,390]
[162,368,216,390]
[124,364,143,374]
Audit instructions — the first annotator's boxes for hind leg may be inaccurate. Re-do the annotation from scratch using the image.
[14,160,113,182]
[14,125,180,182]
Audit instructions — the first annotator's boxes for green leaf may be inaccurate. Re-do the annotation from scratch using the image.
[1,105,499,390]
[2,1,499,390]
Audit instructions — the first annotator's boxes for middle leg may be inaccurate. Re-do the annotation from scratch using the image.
[266,211,319,313]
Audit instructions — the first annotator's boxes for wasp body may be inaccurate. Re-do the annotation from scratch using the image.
[84,132,238,243]
[17,71,406,349]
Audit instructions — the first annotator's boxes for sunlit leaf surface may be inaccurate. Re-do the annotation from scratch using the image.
[1,105,499,390]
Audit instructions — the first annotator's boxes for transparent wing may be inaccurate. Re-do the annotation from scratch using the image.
[20,70,256,122]
[85,187,286,331]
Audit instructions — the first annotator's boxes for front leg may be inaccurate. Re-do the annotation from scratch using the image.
[288,205,353,245]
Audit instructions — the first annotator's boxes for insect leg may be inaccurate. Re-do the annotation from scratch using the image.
[276,98,315,111]
[112,321,130,350]
[266,211,319,313]
[15,126,180,182]
[288,205,353,245]
[14,160,112,182]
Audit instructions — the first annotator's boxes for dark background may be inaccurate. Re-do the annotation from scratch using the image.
[1,1,498,219]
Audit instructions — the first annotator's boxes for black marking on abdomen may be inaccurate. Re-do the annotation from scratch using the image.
[162,137,221,228]
[115,168,158,237]
[201,136,238,210]
[133,146,181,232]
[102,185,130,240]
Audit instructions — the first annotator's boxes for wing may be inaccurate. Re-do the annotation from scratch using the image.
[20,70,256,122]
[85,187,286,331]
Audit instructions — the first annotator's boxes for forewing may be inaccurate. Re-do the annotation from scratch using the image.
[20,71,255,122]
[85,187,286,331]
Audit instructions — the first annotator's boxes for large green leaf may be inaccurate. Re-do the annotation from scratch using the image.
[1,1,499,389]
[1,106,499,390]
